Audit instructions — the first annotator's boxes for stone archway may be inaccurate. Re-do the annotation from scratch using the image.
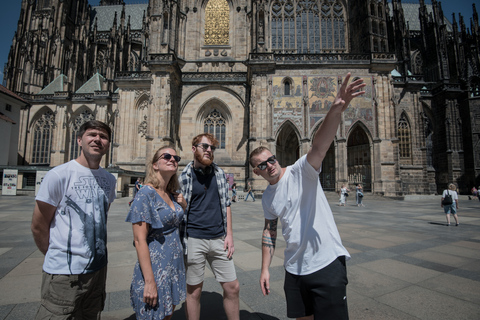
[276,122,299,167]
[347,125,371,191]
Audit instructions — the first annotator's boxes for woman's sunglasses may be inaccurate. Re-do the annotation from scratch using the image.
[160,153,181,162]
[255,155,277,170]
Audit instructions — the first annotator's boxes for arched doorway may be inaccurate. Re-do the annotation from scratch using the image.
[319,142,336,191]
[276,122,299,167]
[347,125,371,191]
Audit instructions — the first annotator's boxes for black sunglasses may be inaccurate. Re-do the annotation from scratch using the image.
[255,155,277,170]
[196,143,216,151]
[160,153,181,162]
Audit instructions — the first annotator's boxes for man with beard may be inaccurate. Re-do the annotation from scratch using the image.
[179,133,240,320]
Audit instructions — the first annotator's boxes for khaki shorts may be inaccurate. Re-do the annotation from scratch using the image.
[35,266,107,320]
[186,237,237,285]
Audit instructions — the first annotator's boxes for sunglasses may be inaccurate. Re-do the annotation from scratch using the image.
[196,143,216,151]
[160,153,181,162]
[255,155,277,170]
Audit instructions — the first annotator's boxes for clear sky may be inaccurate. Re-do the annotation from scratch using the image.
[0,0,476,84]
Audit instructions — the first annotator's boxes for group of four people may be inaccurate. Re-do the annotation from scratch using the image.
[31,73,366,320]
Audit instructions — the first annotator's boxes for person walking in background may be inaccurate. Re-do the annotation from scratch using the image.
[129,177,143,206]
[250,73,365,319]
[179,133,240,320]
[441,183,459,226]
[126,146,186,320]
[231,183,238,202]
[244,181,255,202]
[31,120,117,319]
[338,184,349,206]
[356,184,365,207]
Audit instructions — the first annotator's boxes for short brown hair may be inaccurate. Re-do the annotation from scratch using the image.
[144,146,180,194]
[249,146,271,167]
[77,120,112,141]
[192,133,219,148]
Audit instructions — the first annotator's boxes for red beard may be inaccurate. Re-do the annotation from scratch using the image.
[194,148,214,167]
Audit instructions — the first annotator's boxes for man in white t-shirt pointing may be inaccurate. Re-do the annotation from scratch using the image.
[31,120,117,319]
[249,73,365,320]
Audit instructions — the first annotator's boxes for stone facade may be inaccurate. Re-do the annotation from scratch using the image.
[4,0,480,196]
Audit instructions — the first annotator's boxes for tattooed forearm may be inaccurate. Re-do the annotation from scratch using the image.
[262,218,278,252]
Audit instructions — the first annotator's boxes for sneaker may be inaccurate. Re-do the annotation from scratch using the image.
[455,223,459,226]
[446,223,450,226]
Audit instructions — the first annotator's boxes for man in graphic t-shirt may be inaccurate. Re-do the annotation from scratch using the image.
[250,73,366,320]
[31,120,116,319]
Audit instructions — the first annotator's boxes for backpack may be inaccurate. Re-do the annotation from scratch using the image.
[442,190,453,205]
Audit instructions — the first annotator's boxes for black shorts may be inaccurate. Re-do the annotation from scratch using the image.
[284,256,349,319]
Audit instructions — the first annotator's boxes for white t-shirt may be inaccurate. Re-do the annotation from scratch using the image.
[262,155,350,276]
[36,160,117,274]
[442,189,458,201]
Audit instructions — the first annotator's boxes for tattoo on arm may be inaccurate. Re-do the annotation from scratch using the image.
[262,219,278,258]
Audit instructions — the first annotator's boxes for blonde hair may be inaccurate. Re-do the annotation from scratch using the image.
[144,146,180,194]
[448,183,457,191]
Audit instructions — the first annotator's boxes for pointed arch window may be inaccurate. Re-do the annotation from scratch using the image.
[272,0,345,53]
[70,110,95,160]
[32,111,55,165]
[204,109,226,149]
[204,0,230,45]
[398,115,412,159]
[284,79,292,96]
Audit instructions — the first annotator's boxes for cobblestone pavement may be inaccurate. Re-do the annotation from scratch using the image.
[0,192,479,320]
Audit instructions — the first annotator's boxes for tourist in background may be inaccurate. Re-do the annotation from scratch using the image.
[441,183,459,226]
[356,183,365,207]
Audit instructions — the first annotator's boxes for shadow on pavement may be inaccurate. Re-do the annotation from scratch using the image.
[172,291,279,320]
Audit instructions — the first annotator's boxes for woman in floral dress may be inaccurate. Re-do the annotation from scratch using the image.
[126,146,187,320]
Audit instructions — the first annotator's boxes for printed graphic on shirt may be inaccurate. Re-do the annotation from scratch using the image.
[63,175,111,273]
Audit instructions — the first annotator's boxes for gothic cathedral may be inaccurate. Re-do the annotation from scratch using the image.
[4,0,480,196]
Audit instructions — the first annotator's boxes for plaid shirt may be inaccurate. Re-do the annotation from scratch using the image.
[179,161,231,254]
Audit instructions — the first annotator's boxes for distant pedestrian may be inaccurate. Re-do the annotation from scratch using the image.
[441,183,459,226]
[232,183,238,202]
[338,184,349,206]
[129,177,142,206]
[356,184,365,207]
[244,181,255,202]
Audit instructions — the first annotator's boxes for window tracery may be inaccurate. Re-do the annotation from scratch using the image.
[272,0,345,53]
[398,114,412,159]
[32,111,55,164]
[204,109,226,149]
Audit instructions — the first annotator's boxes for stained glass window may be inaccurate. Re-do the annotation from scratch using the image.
[272,0,345,52]
[398,115,412,159]
[204,109,226,149]
[32,111,55,164]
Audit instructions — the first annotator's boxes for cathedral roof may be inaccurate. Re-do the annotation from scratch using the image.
[38,75,68,95]
[388,2,453,32]
[76,73,106,94]
[91,4,148,31]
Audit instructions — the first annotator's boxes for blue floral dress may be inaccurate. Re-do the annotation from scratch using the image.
[126,185,186,320]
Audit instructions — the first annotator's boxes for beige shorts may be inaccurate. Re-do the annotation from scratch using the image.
[186,237,237,285]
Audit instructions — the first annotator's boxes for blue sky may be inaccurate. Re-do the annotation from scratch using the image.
[0,0,476,85]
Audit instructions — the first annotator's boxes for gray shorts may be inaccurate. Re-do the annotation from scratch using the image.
[35,266,107,319]
[186,237,237,285]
